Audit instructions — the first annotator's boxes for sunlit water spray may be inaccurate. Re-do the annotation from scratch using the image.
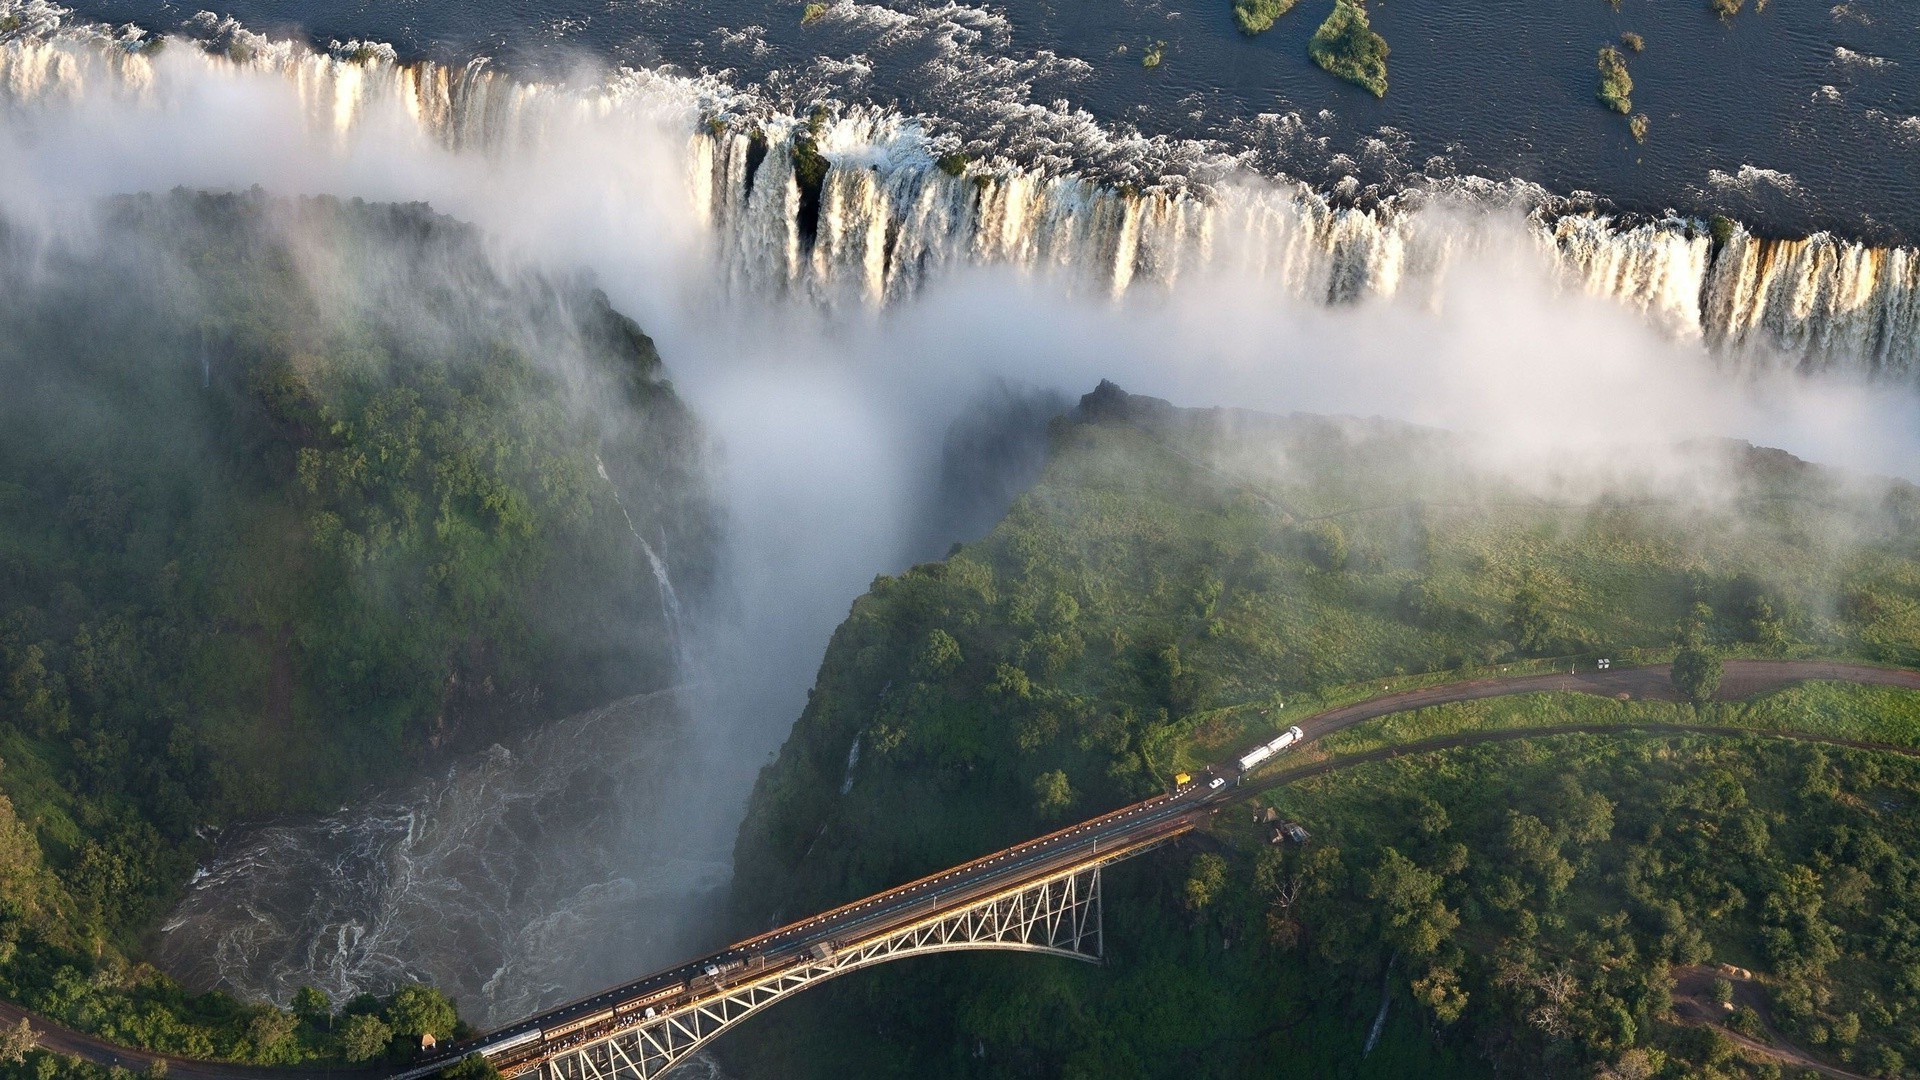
[5,3,1917,1053]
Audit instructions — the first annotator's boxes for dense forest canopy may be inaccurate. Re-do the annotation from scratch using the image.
[0,191,712,1067]
[728,384,1920,1079]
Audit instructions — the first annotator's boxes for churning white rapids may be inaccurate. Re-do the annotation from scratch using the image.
[157,691,735,1028]
[6,0,1920,1038]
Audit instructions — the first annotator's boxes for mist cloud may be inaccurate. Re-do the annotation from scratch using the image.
[4,22,1917,1020]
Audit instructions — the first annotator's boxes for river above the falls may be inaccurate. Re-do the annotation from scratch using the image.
[55,0,1920,244]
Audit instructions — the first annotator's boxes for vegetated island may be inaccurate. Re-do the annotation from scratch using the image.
[1233,0,1298,36]
[1309,0,1390,97]
[1597,44,1634,114]
[0,190,712,1077]
[726,382,1920,1079]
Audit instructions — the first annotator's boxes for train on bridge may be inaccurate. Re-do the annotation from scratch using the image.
[401,719,1319,1079]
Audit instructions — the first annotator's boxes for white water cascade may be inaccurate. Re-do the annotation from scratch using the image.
[2,14,1916,380]
[596,454,695,679]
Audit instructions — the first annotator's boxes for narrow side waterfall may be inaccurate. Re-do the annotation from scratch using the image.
[596,454,694,677]
[2,21,1916,381]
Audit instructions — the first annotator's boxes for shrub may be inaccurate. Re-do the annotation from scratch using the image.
[1309,0,1389,97]
[1620,31,1644,51]
[1710,0,1744,17]
[1596,46,1633,113]
[1233,0,1298,35]
[1672,647,1722,704]
[1710,977,1734,1004]
[1630,113,1650,143]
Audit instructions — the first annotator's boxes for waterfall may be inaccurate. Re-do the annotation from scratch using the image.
[595,454,694,679]
[4,10,1918,379]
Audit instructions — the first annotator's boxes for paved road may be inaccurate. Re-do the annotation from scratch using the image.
[11,660,1915,1079]
[1278,659,1920,749]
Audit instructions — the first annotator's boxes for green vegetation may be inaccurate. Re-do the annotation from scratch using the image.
[801,2,829,24]
[1142,41,1166,68]
[1673,648,1723,704]
[0,191,710,1066]
[0,982,466,1078]
[1233,0,1298,36]
[1620,30,1645,52]
[729,384,1920,1079]
[1311,682,1920,760]
[1258,731,1920,1078]
[1631,113,1650,143]
[791,106,832,191]
[1309,0,1389,97]
[1597,45,1633,114]
[1710,0,1745,17]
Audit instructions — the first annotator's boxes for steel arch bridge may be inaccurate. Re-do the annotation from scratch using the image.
[520,862,1105,1080]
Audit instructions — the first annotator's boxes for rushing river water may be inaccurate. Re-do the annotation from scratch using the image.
[157,692,735,1028]
[48,0,1920,244]
[5,0,1919,1047]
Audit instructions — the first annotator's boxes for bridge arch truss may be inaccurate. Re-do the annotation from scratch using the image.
[508,863,1105,1080]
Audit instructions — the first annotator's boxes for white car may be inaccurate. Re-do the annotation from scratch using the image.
[1208,777,1227,790]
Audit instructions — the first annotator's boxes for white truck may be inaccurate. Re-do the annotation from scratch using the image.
[1235,725,1306,774]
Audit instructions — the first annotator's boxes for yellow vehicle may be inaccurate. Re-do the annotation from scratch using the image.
[1173,772,1192,786]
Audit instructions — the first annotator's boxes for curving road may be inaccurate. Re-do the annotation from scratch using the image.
[11,660,1917,1079]
[1271,659,1920,750]
[422,659,1920,1076]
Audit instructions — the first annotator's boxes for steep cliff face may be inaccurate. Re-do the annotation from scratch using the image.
[725,386,1920,1079]
[0,190,716,950]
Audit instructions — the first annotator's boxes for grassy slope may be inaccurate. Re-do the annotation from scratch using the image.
[726,386,1920,1079]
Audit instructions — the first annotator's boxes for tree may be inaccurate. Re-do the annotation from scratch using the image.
[340,1013,392,1063]
[385,984,458,1043]
[292,986,330,1023]
[1365,848,1458,957]
[1411,966,1468,1023]
[1032,770,1074,819]
[1300,521,1348,571]
[0,1018,35,1065]
[1506,577,1554,656]
[915,630,963,678]
[1671,647,1721,705]
[248,1009,300,1059]
[1184,854,1229,912]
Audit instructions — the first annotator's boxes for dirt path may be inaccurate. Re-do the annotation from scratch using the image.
[1670,966,1874,1080]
